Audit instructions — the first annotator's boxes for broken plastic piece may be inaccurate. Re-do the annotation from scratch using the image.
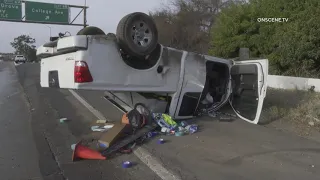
[104,124,114,129]
[96,120,107,124]
[189,125,198,133]
[59,118,68,123]
[147,131,158,138]
[161,127,170,133]
[91,126,106,132]
[91,124,114,132]
[157,138,165,144]
[122,161,132,168]
[71,144,76,150]
[178,126,185,132]
[185,124,198,134]
[175,131,184,136]
[180,121,188,127]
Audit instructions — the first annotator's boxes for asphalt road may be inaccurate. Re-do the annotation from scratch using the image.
[0,62,42,180]
[1,62,320,180]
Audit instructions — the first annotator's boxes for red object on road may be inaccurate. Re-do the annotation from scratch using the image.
[72,143,106,161]
[119,147,132,154]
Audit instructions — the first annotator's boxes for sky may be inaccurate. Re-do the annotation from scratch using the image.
[0,0,166,53]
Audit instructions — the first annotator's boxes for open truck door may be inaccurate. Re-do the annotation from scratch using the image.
[230,59,268,124]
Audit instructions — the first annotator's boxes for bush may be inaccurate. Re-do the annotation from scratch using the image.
[209,0,320,78]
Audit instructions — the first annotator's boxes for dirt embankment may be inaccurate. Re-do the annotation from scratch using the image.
[261,88,320,136]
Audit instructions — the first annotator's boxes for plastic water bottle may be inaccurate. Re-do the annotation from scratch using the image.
[186,124,198,134]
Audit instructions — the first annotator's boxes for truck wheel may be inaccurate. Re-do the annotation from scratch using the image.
[77,26,106,35]
[116,12,158,57]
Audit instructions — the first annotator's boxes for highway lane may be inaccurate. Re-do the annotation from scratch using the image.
[77,89,320,180]
[0,62,43,180]
[14,62,161,180]
[75,76,320,179]
[9,62,320,180]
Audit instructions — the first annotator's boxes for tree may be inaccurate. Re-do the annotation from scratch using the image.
[10,35,37,62]
[150,0,239,53]
[209,0,320,77]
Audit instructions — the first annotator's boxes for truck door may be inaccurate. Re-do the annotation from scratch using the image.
[230,59,268,124]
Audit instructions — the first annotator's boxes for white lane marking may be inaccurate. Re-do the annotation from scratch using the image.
[134,147,181,180]
[69,89,181,180]
[68,89,107,121]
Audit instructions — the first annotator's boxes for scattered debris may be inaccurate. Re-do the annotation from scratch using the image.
[152,113,198,136]
[119,147,133,154]
[59,118,69,123]
[308,121,315,126]
[175,131,184,136]
[180,121,188,127]
[91,126,106,132]
[101,123,158,156]
[185,124,198,134]
[147,131,158,138]
[72,103,199,162]
[71,144,76,150]
[96,120,107,124]
[91,123,114,132]
[72,142,106,161]
[157,138,165,144]
[153,113,177,129]
[98,123,127,149]
[207,111,236,121]
[122,161,132,168]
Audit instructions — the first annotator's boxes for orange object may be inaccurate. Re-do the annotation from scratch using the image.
[122,113,130,124]
[72,143,106,161]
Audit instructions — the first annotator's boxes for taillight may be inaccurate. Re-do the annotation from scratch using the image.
[74,61,93,83]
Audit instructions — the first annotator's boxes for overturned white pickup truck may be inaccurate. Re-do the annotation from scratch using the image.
[37,12,268,124]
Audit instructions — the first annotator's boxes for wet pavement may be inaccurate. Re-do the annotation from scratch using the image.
[1,62,320,180]
[0,62,42,180]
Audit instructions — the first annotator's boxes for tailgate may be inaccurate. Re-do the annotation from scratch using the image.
[40,53,76,88]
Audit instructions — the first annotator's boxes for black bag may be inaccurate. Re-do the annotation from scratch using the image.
[127,103,151,132]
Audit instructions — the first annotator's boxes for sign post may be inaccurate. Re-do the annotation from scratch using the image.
[25,1,70,23]
[0,0,22,20]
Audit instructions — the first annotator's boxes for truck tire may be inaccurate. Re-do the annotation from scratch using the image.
[116,12,158,57]
[77,26,106,35]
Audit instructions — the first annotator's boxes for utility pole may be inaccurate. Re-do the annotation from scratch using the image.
[83,0,87,28]
[45,25,52,37]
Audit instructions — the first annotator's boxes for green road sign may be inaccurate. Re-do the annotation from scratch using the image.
[25,1,70,23]
[0,0,22,20]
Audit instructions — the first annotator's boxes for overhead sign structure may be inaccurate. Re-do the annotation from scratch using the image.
[25,1,70,23]
[0,0,22,20]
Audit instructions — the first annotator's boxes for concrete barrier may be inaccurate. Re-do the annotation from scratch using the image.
[268,75,320,92]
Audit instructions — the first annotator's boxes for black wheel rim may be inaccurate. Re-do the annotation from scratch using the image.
[131,21,153,48]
